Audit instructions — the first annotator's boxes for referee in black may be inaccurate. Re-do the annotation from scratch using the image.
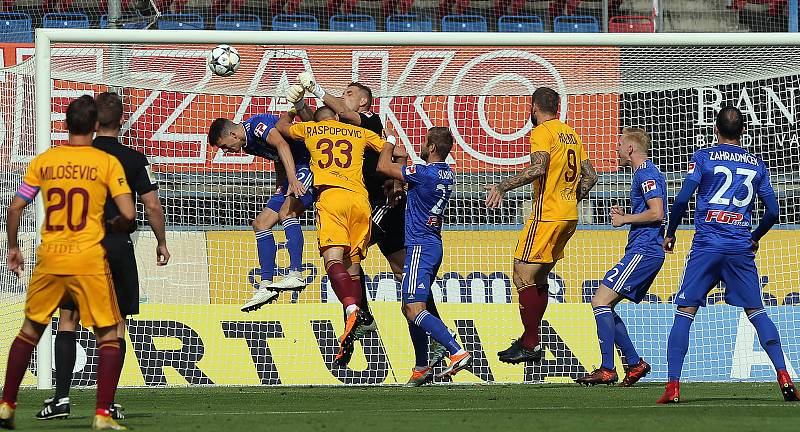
[37,92,170,421]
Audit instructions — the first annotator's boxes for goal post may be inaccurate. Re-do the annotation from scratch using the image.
[12,29,800,388]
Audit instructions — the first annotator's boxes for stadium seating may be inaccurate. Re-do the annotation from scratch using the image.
[42,12,89,29]
[157,13,205,30]
[386,14,433,32]
[272,13,319,31]
[329,14,376,32]
[498,15,544,32]
[553,15,600,32]
[608,15,654,32]
[99,15,150,29]
[215,13,262,31]
[441,14,488,32]
[0,12,32,42]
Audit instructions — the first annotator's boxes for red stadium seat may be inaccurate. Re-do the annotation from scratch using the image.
[383,0,415,18]
[439,0,470,20]
[609,15,654,33]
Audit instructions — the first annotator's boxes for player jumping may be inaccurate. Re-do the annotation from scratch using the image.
[486,87,597,365]
[658,106,799,404]
[377,126,472,384]
[290,75,452,366]
[575,128,665,386]
[207,113,311,312]
[276,106,385,366]
[1,96,134,430]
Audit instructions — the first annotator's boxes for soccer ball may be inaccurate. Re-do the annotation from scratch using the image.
[208,44,240,77]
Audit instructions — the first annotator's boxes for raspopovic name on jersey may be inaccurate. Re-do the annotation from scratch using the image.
[242,114,310,164]
[686,143,774,252]
[401,162,454,246]
[626,160,667,257]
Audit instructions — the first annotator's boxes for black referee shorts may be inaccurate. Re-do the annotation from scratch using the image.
[370,196,406,257]
[62,234,140,317]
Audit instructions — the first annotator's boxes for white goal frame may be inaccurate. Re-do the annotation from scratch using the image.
[30,29,800,389]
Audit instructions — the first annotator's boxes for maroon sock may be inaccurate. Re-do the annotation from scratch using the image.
[96,340,121,412]
[518,284,549,349]
[2,332,37,405]
[351,275,366,311]
[326,261,358,309]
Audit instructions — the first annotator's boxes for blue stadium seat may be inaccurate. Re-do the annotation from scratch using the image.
[386,14,432,32]
[0,12,32,43]
[157,13,205,30]
[498,15,544,32]
[42,12,89,29]
[441,15,487,32]
[215,13,262,31]
[100,15,150,29]
[553,15,600,32]
[330,14,376,32]
[272,14,319,31]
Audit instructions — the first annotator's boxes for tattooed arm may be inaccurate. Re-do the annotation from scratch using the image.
[485,151,549,208]
[576,159,598,202]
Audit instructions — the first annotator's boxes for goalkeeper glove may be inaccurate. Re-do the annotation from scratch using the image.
[298,72,326,99]
[286,84,306,112]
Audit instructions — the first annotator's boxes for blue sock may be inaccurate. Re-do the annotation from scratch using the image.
[748,308,787,371]
[667,310,695,382]
[592,306,616,370]
[255,230,276,282]
[414,310,461,355]
[612,311,641,366]
[408,322,428,368]
[281,218,304,272]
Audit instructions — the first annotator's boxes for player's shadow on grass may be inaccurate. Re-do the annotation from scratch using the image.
[685,396,777,403]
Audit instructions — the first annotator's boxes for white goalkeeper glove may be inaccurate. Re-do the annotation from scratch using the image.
[298,72,326,99]
[286,84,306,113]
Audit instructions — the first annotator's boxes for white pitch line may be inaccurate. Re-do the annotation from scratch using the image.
[168,404,800,416]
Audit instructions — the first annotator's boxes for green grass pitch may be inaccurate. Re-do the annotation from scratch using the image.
[10,383,800,431]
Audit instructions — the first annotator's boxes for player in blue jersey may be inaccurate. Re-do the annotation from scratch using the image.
[658,106,799,404]
[377,126,472,385]
[208,114,314,312]
[576,128,665,387]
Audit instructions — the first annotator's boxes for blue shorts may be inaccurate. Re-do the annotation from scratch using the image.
[675,250,762,308]
[266,163,316,213]
[602,253,664,303]
[401,244,443,304]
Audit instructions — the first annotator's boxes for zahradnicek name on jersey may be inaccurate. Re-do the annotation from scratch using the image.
[303,124,364,138]
[708,150,758,166]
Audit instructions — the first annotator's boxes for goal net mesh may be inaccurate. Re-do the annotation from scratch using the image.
[1,42,799,387]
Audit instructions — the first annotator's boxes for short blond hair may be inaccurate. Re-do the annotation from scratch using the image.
[622,127,651,155]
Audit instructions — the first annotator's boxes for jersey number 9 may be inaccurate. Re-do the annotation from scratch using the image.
[564,149,578,182]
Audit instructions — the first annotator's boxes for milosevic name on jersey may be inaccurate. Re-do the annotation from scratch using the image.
[38,163,106,181]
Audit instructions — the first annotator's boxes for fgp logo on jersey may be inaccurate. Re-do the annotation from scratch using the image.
[641,180,657,194]
[706,209,745,225]
[687,162,696,174]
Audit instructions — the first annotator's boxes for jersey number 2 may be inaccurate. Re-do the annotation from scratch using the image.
[45,187,89,232]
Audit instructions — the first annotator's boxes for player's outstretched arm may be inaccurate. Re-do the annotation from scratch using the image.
[6,196,29,277]
[298,73,361,126]
[267,128,305,198]
[663,179,699,253]
[611,197,664,227]
[141,191,170,266]
[485,151,549,208]
[377,140,407,181]
[576,159,598,202]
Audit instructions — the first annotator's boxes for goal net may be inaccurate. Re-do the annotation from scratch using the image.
[1,31,799,387]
